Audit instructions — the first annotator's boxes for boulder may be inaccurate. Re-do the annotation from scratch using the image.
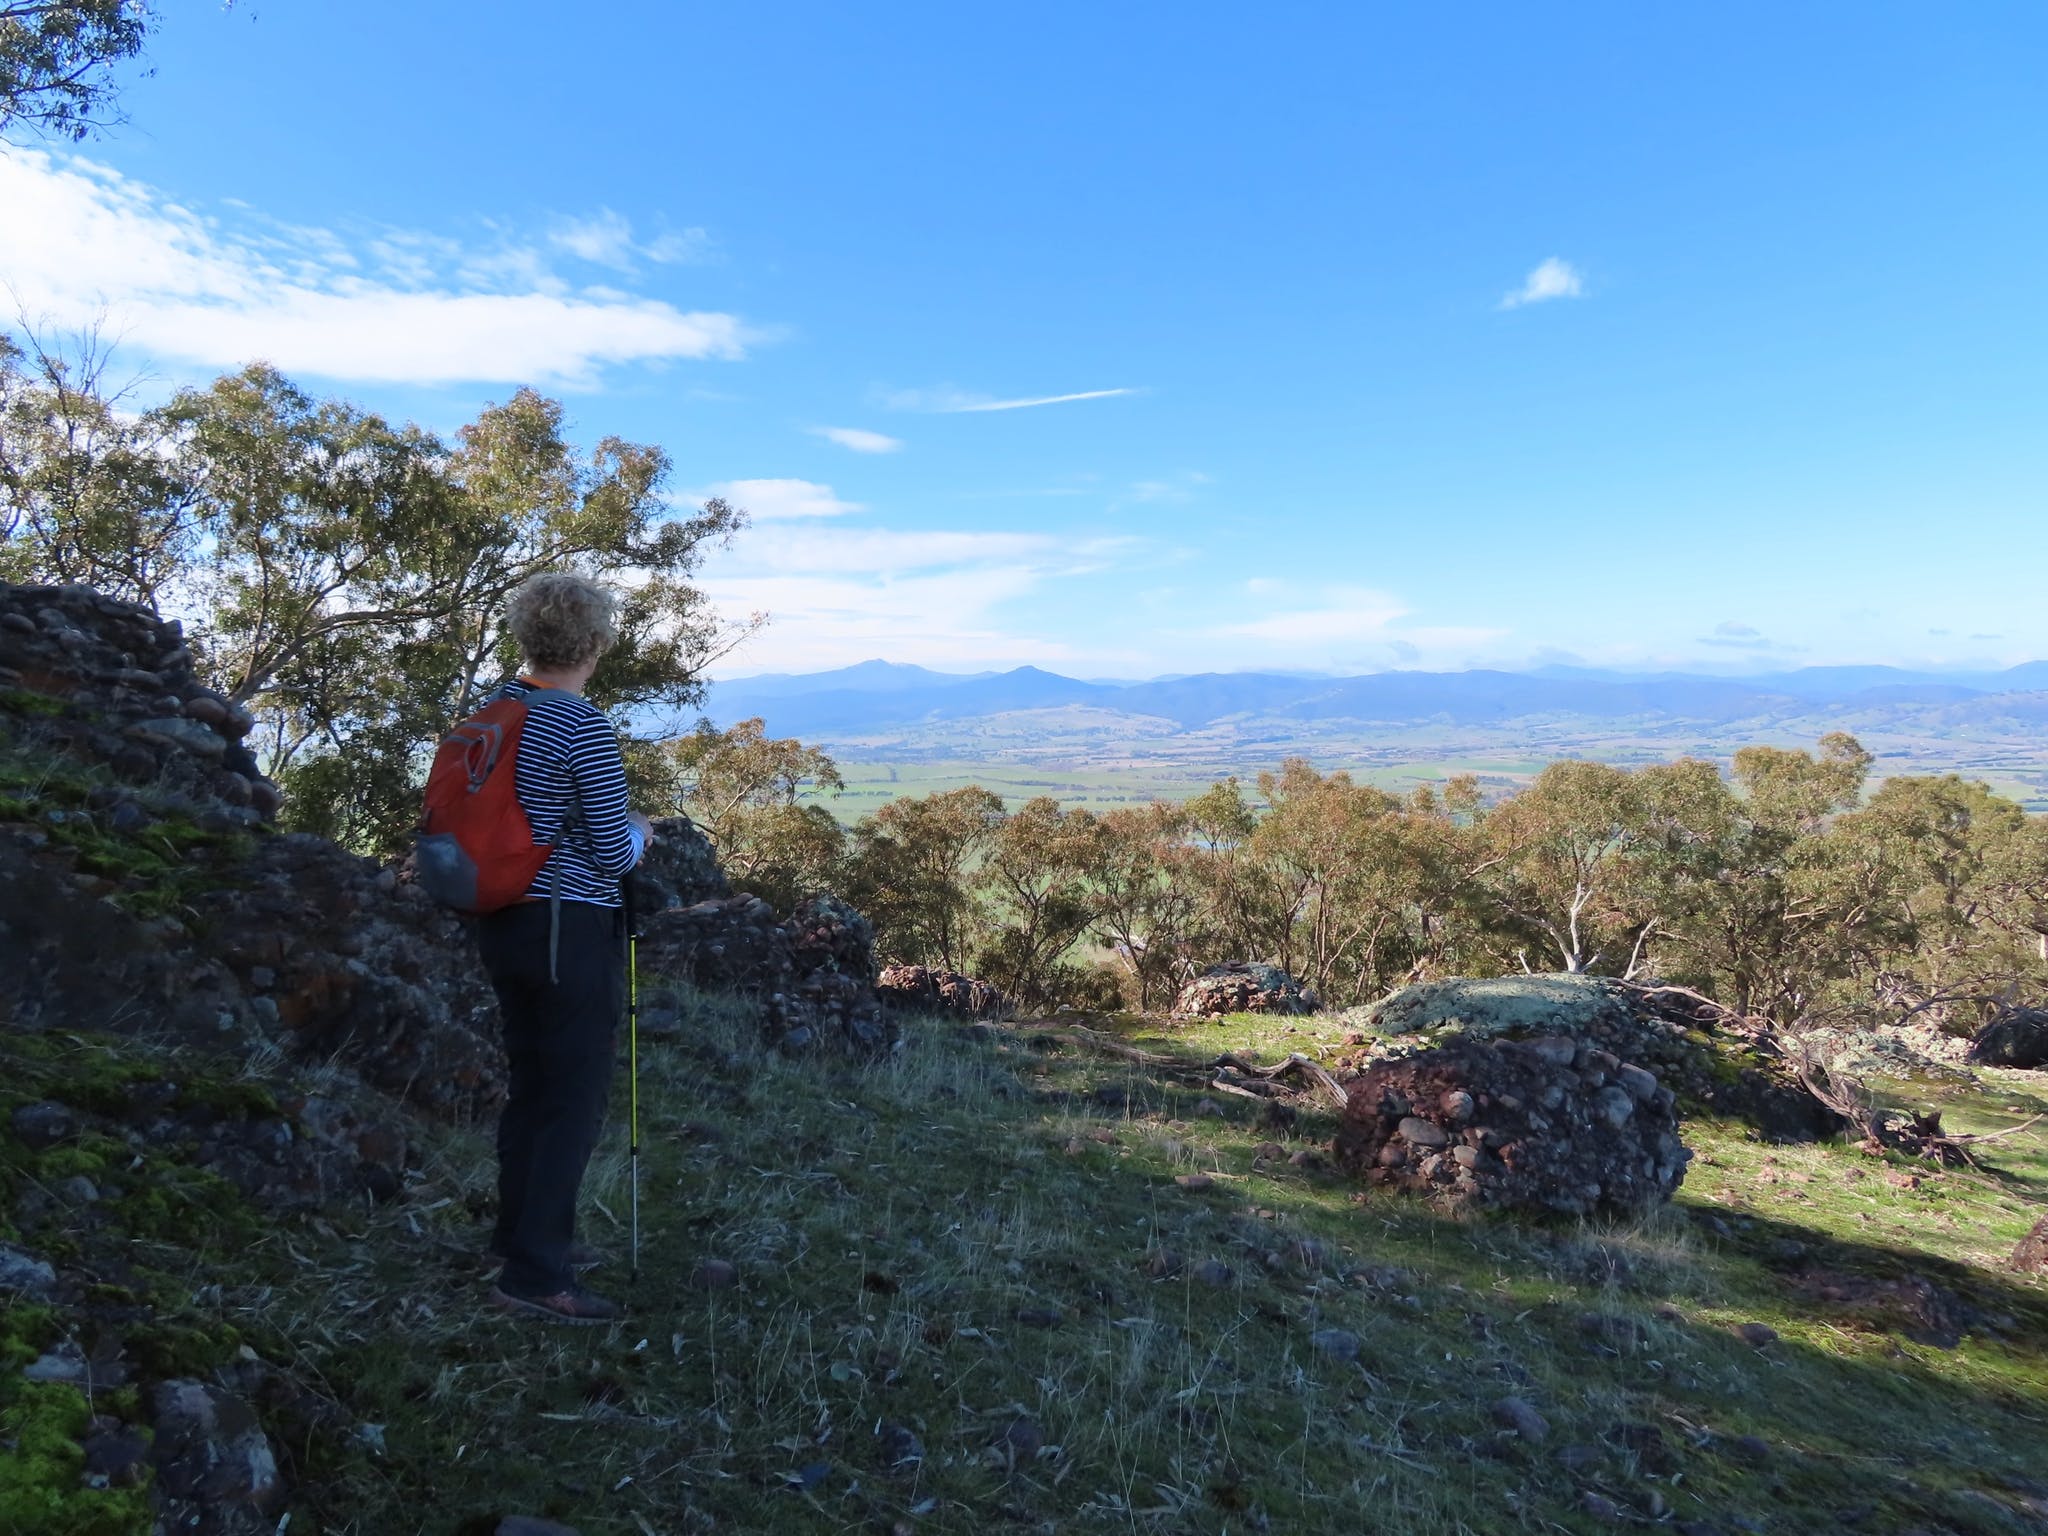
[1969,1008,2048,1070]
[1332,1034,1691,1218]
[1172,962,1318,1019]
[876,963,1010,1020]
[1346,973,1835,1142]
[2013,1214,2048,1274]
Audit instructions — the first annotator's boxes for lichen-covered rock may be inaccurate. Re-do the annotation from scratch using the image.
[1348,973,1834,1142]
[876,963,1010,1020]
[1332,1035,1691,1218]
[1172,962,1318,1018]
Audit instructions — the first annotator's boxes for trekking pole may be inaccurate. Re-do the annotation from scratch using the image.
[625,878,642,1286]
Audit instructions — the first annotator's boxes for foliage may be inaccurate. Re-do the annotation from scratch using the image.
[0,0,150,141]
[0,331,197,607]
[831,733,2048,1027]
[633,717,846,909]
[0,346,754,854]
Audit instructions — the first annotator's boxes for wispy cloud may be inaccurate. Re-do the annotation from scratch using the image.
[700,478,864,521]
[1191,582,1509,669]
[882,384,1138,413]
[548,208,712,270]
[810,425,903,454]
[0,150,751,386]
[1499,256,1585,310]
[701,508,1138,674]
[1699,620,1801,653]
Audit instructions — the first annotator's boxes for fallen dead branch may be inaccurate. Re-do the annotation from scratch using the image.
[1048,1029,1350,1111]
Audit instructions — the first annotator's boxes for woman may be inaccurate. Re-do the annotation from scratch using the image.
[475,572,654,1324]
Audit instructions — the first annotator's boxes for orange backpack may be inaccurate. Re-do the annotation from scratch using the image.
[415,691,558,913]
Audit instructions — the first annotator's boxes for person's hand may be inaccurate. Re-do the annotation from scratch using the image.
[628,810,656,846]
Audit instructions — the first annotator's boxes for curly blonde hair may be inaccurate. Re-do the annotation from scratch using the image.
[505,573,620,670]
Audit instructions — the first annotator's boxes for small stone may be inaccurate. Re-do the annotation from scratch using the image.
[996,1417,1044,1458]
[1143,1248,1183,1278]
[1734,1321,1779,1348]
[1579,1491,1623,1521]
[1308,1328,1360,1362]
[0,1244,58,1299]
[81,1427,151,1488]
[24,1343,89,1384]
[876,1420,924,1468]
[1591,1085,1636,1129]
[1492,1396,1549,1444]
[55,1175,99,1205]
[1524,1035,1577,1067]
[1192,1258,1234,1288]
[1175,1173,1215,1191]
[1252,1141,1286,1162]
[692,1258,739,1290]
[1616,1063,1659,1102]
[1015,1306,1062,1328]
[1397,1116,1448,1148]
[1726,1433,1772,1464]
[1439,1089,1475,1121]
[10,1101,78,1149]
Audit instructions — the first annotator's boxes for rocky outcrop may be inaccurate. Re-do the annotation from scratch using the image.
[625,813,728,913]
[1347,974,1835,1141]
[876,964,1010,1020]
[0,581,279,818]
[635,892,894,1053]
[1333,1034,1691,1218]
[1172,962,1318,1019]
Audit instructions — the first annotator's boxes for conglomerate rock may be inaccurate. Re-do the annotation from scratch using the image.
[1347,973,1834,1141]
[1333,1033,1691,1218]
[635,891,894,1053]
[876,963,1010,1020]
[1172,961,1319,1018]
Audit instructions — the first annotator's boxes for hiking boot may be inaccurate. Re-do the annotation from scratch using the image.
[484,1240,606,1276]
[489,1281,623,1326]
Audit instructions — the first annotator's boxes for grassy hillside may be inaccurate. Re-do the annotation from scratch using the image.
[9,995,2046,1535]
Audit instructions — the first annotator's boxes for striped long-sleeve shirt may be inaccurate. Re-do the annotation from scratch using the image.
[495,677,642,906]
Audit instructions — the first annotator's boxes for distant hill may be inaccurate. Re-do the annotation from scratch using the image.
[705,660,2048,741]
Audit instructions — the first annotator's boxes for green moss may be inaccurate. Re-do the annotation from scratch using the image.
[125,1317,240,1379]
[0,1382,152,1536]
[0,687,70,718]
[116,1163,263,1249]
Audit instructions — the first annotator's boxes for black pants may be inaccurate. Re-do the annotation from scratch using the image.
[476,899,624,1296]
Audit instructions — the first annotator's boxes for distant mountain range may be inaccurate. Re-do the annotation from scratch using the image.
[704,659,2048,740]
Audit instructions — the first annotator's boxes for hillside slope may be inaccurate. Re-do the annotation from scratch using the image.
[4,582,2047,1535]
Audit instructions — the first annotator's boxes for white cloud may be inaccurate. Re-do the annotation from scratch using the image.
[0,149,750,386]
[1189,582,1510,670]
[810,425,904,454]
[703,478,863,520]
[1499,257,1585,310]
[882,384,1137,413]
[549,208,712,270]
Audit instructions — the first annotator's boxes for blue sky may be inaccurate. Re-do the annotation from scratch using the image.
[3,2,2044,677]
